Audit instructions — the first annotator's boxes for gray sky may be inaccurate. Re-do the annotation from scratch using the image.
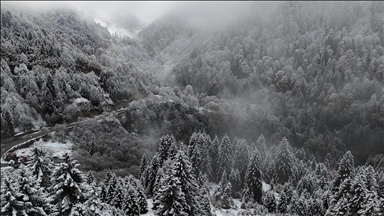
[2,1,276,37]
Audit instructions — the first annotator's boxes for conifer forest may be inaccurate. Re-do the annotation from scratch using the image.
[1,2,383,215]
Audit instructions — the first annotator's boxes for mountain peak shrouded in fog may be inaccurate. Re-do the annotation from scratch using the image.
[1,1,279,37]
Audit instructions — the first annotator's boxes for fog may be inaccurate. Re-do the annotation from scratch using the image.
[1,1,278,37]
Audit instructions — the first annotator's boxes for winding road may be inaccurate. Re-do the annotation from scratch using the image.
[1,108,127,167]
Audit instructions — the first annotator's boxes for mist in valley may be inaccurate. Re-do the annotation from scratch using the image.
[1,1,383,215]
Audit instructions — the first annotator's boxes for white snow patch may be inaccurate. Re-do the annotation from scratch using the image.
[141,199,155,216]
[233,199,242,208]
[262,181,271,192]
[74,97,89,104]
[13,139,73,160]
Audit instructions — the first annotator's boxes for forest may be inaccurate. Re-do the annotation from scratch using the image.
[1,1,383,215]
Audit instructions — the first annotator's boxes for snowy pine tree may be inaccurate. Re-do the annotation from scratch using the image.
[210,135,220,182]
[245,151,263,203]
[213,170,234,209]
[172,150,203,215]
[233,138,249,182]
[1,175,46,216]
[217,134,233,182]
[263,190,277,213]
[188,132,212,178]
[229,168,242,198]
[153,161,189,216]
[48,158,87,215]
[274,137,295,184]
[28,147,54,188]
[139,153,149,180]
[14,168,50,215]
[122,189,140,216]
[144,154,160,197]
[158,134,176,166]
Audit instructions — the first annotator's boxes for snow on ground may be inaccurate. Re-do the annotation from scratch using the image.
[262,181,271,192]
[13,139,72,160]
[74,97,90,104]
[141,199,155,216]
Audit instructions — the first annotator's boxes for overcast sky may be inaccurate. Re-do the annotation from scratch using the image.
[2,1,276,37]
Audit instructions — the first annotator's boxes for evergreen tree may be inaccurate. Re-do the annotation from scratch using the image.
[158,134,176,166]
[78,180,107,215]
[233,138,249,182]
[168,141,178,161]
[139,154,149,181]
[172,150,203,215]
[188,132,212,178]
[217,134,233,182]
[331,151,355,195]
[213,170,234,209]
[86,171,96,186]
[122,189,140,216]
[263,190,277,213]
[350,168,368,214]
[28,147,54,188]
[245,151,263,203]
[328,150,355,214]
[144,154,160,197]
[15,168,50,215]
[1,175,47,216]
[127,176,148,214]
[210,135,220,182]
[110,178,124,209]
[274,137,295,184]
[277,190,288,214]
[104,172,118,206]
[255,134,267,162]
[229,168,242,198]
[153,161,189,216]
[49,158,87,215]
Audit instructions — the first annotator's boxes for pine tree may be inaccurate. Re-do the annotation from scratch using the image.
[278,182,293,213]
[78,175,107,216]
[86,171,96,186]
[213,170,234,209]
[144,154,160,197]
[122,189,140,216]
[233,138,249,182]
[28,147,54,188]
[14,168,50,215]
[245,151,263,203]
[153,162,189,216]
[188,132,212,178]
[127,176,148,214]
[49,158,87,215]
[158,134,176,166]
[221,181,233,210]
[229,168,242,198]
[328,150,355,214]
[210,135,220,182]
[139,154,149,185]
[110,178,124,209]
[1,175,41,216]
[104,172,118,206]
[263,190,277,213]
[168,141,178,161]
[274,137,295,184]
[331,151,355,195]
[217,134,233,181]
[198,174,213,216]
[350,168,368,214]
[277,190,288,214]
[172,150,203,215]
[255,134,267,162]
